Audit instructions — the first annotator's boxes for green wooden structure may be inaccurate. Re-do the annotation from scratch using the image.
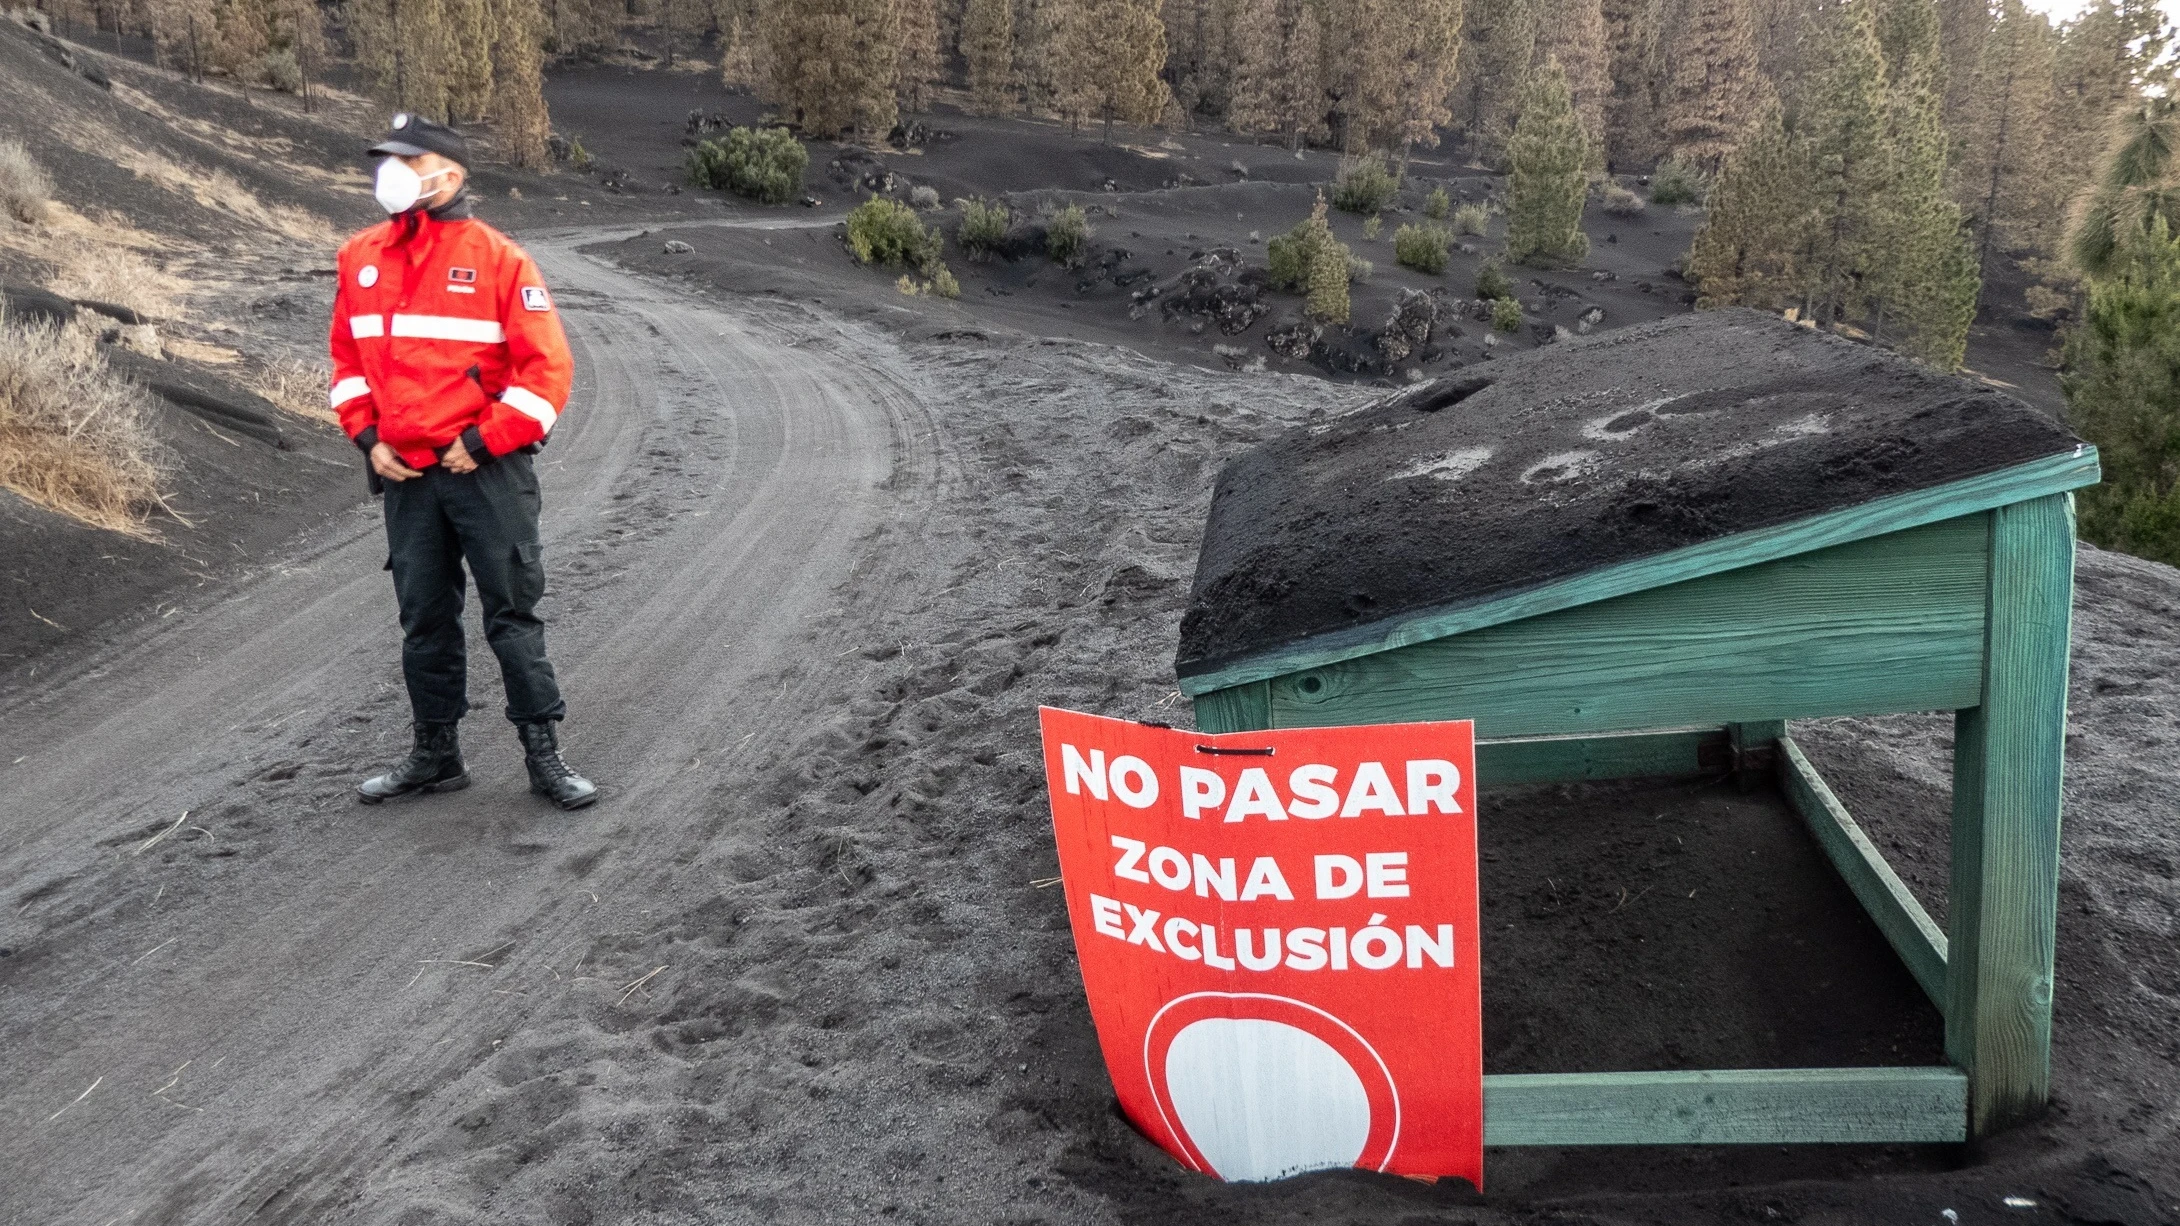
[1178,320,2099,1147]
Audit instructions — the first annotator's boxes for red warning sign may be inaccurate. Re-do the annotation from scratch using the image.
[1039,707,1483,1189]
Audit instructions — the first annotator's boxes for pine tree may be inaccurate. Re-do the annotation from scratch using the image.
[1790,1,1888,325]
[2044,0,2164,231]
[2070,98,2180,279]
[1953,0,2054,289]
[491,0,552,168]
[1162,0,1237,120]
[1456,0,1535,166]
[1656,0,1767,170]
[1297,196,1353,321]
[1320,0,1403,153]
[1864,0,1977,366]
[1505,57,1592,265]
[2065,214,2180,563]
[209,0,270,88]
[961,0,1017,114]
[895,0,940,112]
[761,0,901,139]
[444,0,496,120]
[1228,0,1327,147]
[1600,0,1660,167]
[150,0,220,80]
[1385,0,1464,164]
[1688,97,1801,307]
[714,0,764,85]
[1075,0,1170,138]
[347,0,458,116]
[1935,0,1992,133]
[1535,0,1607,167]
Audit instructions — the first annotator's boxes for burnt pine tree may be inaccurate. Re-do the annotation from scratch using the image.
[1385,0,1465,168]
[1228,0,1328,148]
[1505,57,1592,266]
[490,0,552,168]
[1456,0,1536,166]
[761,0,901,139]
[1657,0,1767,171]
[1535,0,1608,169]
[961,0,1017,114]
[895,0,941,113]
[1599,0,1660,166]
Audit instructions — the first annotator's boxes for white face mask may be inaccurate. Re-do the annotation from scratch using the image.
[374,158,451,214]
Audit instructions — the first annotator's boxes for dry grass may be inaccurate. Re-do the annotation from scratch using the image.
[0,138,51,226]
[245,356,337,425]
[103,144,334,244]
[46,236,187,318]
[0,310,170,535]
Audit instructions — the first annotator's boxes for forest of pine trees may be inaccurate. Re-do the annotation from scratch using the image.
[30,0,2174,506]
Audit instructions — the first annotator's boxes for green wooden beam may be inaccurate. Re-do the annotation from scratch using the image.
[1948,494,2075,1137]
[1727,719,1786,790]
[1477,728,1724,787]
[1191,680,1270,733]
[1255,516,1990,739]
[1777,736,1949,1009]
[1481,1066,1968,1146]
[1178,447,2099,696]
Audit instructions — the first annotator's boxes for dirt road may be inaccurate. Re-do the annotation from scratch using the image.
[0,230,940,1222]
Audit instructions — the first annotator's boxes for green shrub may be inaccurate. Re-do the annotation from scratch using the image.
[1331,156,1399,215]
[1600,182,1645,217]
[566,134,593,172]
[1424,186,1450,220]
[686,126,808,205]
[1492,296,1524,331]
[1045,202,1090,265]
[1267,198,1352,292]
[1451,202,1489,236]
[1394,222,1450,275]
[1649,156,1708,206]
[930,265,961,299]
[1348,255,1373,283]
[846,196,943,274]
[1363,215,1382,241]
[958,197,1010,256]
[260,49,302,93]
[1475,259,1512,300]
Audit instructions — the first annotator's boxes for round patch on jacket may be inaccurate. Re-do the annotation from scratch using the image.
[358,264,380,288]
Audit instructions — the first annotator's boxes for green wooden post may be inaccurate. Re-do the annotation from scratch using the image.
[1947,495,2075,1136]
[1726,719,1786,791]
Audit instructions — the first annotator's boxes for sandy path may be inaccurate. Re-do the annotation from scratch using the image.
[0,231,938,1222]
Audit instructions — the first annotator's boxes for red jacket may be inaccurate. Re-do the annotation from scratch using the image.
[330,203,572,469]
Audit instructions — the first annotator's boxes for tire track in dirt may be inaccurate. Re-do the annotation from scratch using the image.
[0,232,941,1224]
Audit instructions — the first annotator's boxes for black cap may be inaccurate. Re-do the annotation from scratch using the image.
[368,112,471,169]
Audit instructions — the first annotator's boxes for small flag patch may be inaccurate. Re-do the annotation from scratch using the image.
[448,267,477,283]
[521,286,551,312]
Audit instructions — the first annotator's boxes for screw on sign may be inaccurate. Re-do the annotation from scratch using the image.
[1038,707,1484,1189]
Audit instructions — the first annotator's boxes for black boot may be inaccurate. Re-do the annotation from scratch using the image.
[357,721,468,803]
[518,721,597,810]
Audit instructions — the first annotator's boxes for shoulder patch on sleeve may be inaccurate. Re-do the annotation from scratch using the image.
[521,286,552,312]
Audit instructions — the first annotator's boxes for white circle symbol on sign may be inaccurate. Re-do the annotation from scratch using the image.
[1162,1016,1372,1182]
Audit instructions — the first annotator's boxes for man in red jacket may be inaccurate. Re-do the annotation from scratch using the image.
[332,113,596,810]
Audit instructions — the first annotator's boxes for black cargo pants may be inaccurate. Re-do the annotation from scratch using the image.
[382,451,565,726]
